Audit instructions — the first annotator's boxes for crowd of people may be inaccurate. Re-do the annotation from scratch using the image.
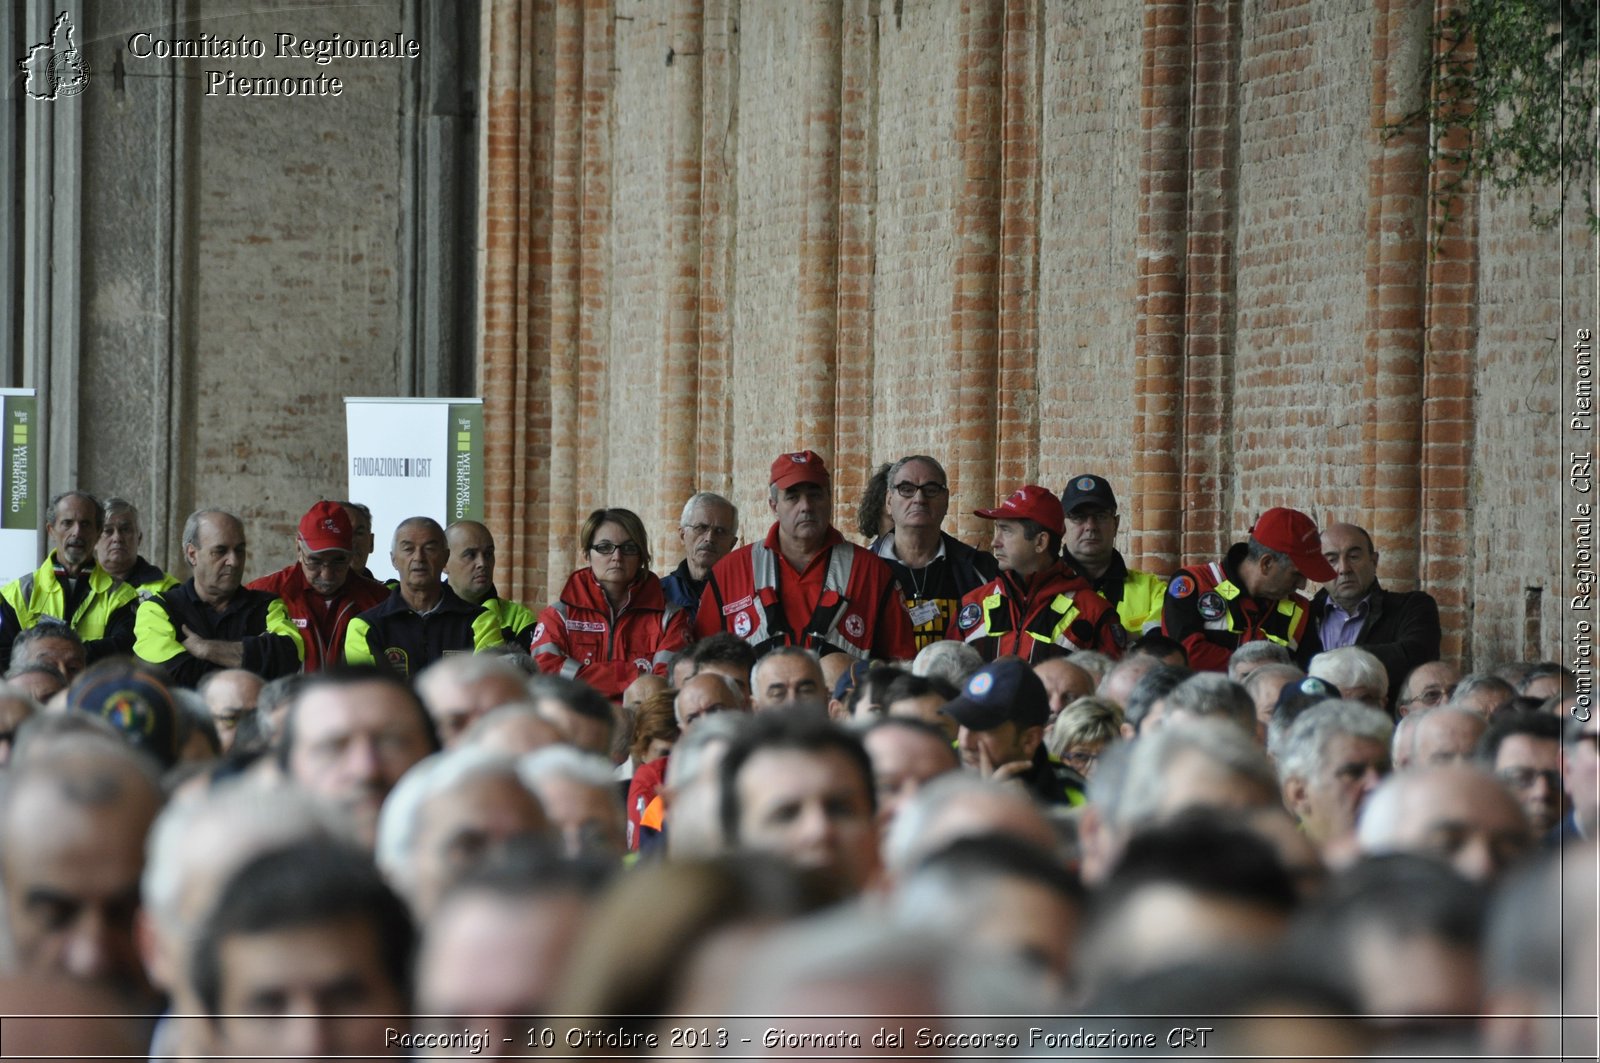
[0,450,1591,1060]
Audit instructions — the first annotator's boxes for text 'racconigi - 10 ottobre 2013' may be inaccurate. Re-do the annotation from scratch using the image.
[124,30,421,98]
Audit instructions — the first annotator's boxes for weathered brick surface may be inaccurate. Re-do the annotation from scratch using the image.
[470,0,1591,651]
[184,1,407,569]
[1037,1,1141,547]
[1472,181,1596,665]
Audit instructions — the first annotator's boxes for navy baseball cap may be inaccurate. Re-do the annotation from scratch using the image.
[1274,675,1342,716]
[1061,474,1117,515]
[66,661,181,768]
[941,658,1049,732]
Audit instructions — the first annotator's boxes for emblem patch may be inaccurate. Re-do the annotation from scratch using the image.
[733,611,753,638]
[97,686,156,737]
[843,614,865,639]
[1110,624,1129,649]
[1168,575,1195,599]
[1076,476,1096,492]
[957,603,983,630]
[531,622,546,642]
[1302,677,1328,696]
[634,658,651,671]
[1197,592,1226,621]
[384,647,410,676]
[968,672,994,696]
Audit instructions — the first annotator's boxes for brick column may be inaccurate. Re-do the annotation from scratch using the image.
[479,0,541,605]
[796,2,843,451]
[574,0,616,521]
[833,0,880,535]
[995,0,1041,490]
[660,0,705,541]
[1362,0,1428,585]
[1179,0,1239,562]
[696,0,738,510]
[1420,0,1477,667]
[951,0,1004,537]
[1132,0,1190,568]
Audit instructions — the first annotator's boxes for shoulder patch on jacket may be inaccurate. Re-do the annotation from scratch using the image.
[1197,592,1226,621]
[957,603,983,630]
[1168,575,1195,599]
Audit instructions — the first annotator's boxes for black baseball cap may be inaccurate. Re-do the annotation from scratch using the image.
[941,658,1049,732]
[1061,474,1117,515]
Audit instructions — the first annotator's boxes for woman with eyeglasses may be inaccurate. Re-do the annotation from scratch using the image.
[529,508,691,700]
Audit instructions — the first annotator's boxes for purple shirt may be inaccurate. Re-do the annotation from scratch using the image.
[1318,593,1371,650]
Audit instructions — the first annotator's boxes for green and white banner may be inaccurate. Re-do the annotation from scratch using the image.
[345,397,484,583]
[0,391,39,577]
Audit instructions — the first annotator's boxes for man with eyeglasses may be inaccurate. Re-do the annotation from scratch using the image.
[1296,522,1442,708]
[345,516,506,679]
[1394,659,1459,716]
[949,485,1124,662]
[1479,711,1566,839]
[870,455,997,652]
[247,501,388,671]
[693,450,916,662]
[662,492,740,620]
[1058,475,1168,638]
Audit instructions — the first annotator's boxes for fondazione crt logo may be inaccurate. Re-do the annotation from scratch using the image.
[18,12,90,101]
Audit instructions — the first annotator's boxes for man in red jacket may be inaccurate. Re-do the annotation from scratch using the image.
[1161,506,1334,673]
[693,450,916,662]
[948,485,1124,662]
[247,501,389,671]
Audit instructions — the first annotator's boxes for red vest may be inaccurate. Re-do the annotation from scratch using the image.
[694,527,916,661]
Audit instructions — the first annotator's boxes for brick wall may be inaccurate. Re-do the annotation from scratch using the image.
[464,0,1598,673]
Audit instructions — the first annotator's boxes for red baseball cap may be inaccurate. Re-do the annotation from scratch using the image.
[298,500,354,555]
[770,450,831,491]
[1250,507,1335,583]
[975,485,1065,537]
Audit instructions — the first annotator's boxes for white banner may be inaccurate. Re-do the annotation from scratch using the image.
[344,398,483,583]
[0,390,40,581]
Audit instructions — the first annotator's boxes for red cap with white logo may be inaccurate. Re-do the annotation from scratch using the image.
[974,485,1065,537]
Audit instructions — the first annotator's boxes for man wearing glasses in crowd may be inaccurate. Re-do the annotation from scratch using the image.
[663,493,741,621]
[870,455,997,652]
[1058,474,1169,638]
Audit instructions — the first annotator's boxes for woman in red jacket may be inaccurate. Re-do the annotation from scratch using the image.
[530,508,691,699]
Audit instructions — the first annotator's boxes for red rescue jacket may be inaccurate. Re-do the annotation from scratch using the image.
[246,563,390,672]
[529,569,690,699]
[948,561,1125,662]
[693,525,916,662]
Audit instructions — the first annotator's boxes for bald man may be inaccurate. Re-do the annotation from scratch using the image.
[134,510,304,687]
[445,521,539,649]
[1299,523,1441,707]
[344,517,505,680]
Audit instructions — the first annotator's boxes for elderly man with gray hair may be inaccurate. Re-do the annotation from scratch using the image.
[519,746,628,858]
[870,454,998,652]
[375,745,550,917]
[1307,646,1388,709]
[134,509,304,687]
[663,492,741,618]
[1277,700,1393,865]
[1077,720,1281,885]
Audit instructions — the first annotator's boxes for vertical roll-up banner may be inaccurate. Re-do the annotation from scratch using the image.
[344,398,484,584]
[0,390,40,579]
